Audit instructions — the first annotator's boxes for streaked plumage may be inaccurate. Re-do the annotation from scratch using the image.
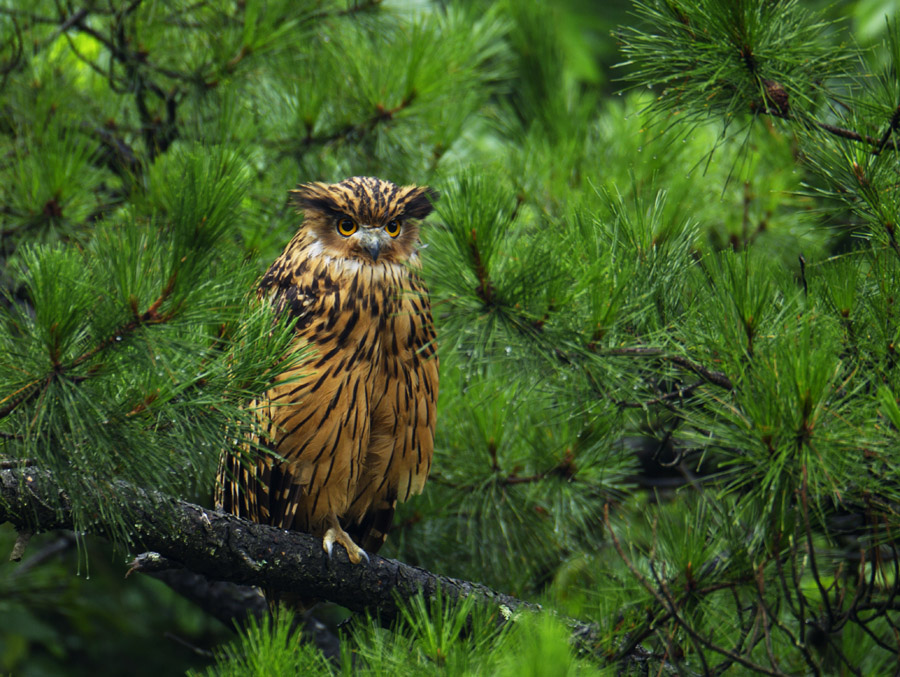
[216,176,439,564]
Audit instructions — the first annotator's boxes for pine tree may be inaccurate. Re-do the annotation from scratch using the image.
[1,1,899,674]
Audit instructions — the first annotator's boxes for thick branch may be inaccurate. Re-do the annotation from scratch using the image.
[0,467,524,621]
[0,465,645,663]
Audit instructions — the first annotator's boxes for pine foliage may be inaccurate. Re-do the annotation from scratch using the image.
[1,0,900,674]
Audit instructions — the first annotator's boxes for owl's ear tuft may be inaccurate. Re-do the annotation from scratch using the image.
[290,183,342,217]
[401,186,439,221]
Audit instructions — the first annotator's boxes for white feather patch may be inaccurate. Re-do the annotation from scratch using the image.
[305,240,324,258]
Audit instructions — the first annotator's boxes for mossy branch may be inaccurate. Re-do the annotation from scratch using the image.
[0,465,667,672]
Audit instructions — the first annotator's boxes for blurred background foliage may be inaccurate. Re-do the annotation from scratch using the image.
[1,0,899,674]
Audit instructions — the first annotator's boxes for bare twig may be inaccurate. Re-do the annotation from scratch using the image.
[800,465,834,625]
[617,380,707,409]
[603,504,785,676]
[10,532,75,577]
[9,528,32,561]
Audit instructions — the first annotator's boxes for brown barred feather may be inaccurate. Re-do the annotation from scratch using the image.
[347,496,397,553]
[216,176,439,581]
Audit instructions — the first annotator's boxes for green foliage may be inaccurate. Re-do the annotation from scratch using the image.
[189,611,333,677]
[346,590,509,674]
[617,0,851,129]
[1,0,900,674]
[0,146,305,546]
[198,591,599,677]
[0,527,221,676]
[6,121,104,239]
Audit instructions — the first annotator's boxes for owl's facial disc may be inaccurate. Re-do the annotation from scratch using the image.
[355,228,388,261]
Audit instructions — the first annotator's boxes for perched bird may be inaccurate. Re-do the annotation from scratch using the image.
[216,176,439,565]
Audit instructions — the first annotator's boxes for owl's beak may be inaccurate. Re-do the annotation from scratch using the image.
[357,229,385,261]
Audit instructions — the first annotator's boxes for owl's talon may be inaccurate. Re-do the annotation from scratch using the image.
[322,526,368,564]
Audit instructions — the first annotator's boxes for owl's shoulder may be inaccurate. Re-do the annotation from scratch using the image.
[259,242,325,325]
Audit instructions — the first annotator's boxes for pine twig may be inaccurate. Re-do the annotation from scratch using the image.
[808,105,900,155]
[603,347,734,391]
[603,503,786,676]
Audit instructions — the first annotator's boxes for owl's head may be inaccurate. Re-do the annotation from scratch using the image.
[291,176,438,265]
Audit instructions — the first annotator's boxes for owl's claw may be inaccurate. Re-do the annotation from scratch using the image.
[322,526,369,564]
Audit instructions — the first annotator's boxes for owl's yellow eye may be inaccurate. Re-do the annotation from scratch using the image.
[337,218,357,237]
[385,219,401,238]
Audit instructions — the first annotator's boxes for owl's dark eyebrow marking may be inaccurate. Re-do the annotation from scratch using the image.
[400,188,438,220]
[299,194,344,218]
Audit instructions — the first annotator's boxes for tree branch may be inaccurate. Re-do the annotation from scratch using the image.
[0,465,665,668]
[126,551,268,628]
[0,466,522,622]
[125,552,344,661]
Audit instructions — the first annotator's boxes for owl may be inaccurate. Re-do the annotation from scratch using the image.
[216,176,439,565]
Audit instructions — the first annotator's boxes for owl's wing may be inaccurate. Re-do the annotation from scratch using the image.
[396,309,439,501]
[219,356,372,533]
[215,431,305,529]
[219,248,370,534]
[217,249,310,525]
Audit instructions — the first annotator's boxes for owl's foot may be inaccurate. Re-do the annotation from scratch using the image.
[322,525,370,564]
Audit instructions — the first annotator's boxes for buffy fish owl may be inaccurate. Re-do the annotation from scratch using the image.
[216,176,439,564]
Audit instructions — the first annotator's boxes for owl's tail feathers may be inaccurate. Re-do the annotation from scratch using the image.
[352,497,397,555]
